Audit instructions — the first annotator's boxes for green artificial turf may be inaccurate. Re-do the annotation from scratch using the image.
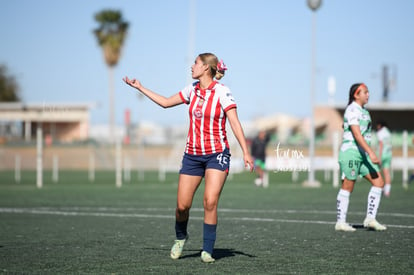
[0,170,413,274]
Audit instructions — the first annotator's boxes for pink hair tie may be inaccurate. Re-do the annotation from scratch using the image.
[217,59,227,72]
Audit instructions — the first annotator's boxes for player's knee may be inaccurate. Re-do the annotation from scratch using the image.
[176,205,190,216]
[375,178,385,188]
[369,172,384,188]
[341,179,355,192]
[203,198,218,212]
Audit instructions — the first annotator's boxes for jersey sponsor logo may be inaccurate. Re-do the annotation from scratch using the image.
[361,114,370,120]
[194,138,222,147]
[226,93,235,102]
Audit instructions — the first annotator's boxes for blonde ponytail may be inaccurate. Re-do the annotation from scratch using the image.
[198,53,227,80]
[215,71,224,80]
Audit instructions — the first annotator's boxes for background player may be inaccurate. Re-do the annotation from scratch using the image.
[251,130,270,187]
[376,120,392,197]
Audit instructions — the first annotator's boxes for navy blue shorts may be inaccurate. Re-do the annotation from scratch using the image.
[179,148,231,177]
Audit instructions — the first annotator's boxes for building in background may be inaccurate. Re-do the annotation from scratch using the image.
[1,101,413,147]
[0,102,91,144]
[315,102,414,146]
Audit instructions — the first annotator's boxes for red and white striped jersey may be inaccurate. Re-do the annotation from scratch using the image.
[179,81,237,155]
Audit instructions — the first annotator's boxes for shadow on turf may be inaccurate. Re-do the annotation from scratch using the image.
[179,248,256,260]
[351,224,380,231]
[144,247,256,260]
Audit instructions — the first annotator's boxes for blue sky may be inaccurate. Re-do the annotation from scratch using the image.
[1,0,413,126]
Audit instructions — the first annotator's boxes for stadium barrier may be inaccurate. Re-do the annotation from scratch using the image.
[1,131,413,188]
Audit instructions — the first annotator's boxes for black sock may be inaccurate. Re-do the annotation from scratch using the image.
[175,220,188,240]
[202,223,217,254]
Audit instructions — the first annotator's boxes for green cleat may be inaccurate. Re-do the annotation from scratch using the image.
[201,251,215,263]
[170,235,188,260]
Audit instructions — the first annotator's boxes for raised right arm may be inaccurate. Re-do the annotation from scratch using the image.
[123,76,183,108]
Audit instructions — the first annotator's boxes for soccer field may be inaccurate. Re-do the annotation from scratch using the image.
[0,170,413,274]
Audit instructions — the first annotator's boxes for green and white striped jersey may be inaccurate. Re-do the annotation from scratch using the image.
[340,102,372,152]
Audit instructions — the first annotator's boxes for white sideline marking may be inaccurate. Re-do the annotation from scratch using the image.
[10,206,414,218]
[1,207,414,229]
[0,207,172,219]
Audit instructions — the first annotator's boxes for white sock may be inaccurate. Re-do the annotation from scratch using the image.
[263,172,269,188]
[336,189,350,223]
[383,184,391,195]
[367,186,383,219]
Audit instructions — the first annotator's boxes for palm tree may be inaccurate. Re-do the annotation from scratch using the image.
[0,65,20,102]
[93,10,128,143]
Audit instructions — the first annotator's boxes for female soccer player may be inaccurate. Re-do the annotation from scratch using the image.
[335,83,387,232]
[376,121,392,197]
[251,130,270,187]
[123,53,254,262]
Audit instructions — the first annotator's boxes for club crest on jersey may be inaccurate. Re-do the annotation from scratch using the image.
[194,108,203,119]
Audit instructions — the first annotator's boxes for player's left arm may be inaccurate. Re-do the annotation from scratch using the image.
[226,108,254,171]
[350,125,379,164]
